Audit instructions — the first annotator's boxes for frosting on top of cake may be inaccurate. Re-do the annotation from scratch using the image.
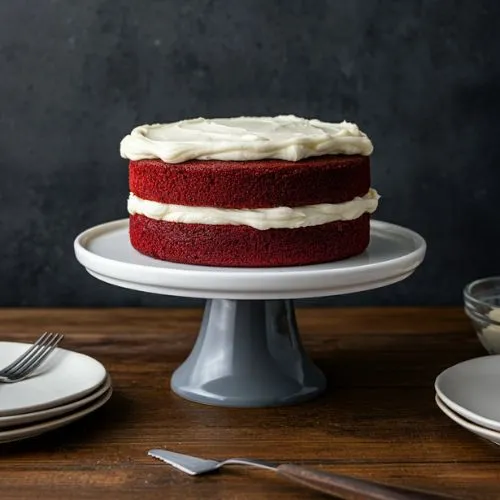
[120,115,373,163]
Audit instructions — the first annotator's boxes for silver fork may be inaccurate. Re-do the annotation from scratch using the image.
[0,332,64,383]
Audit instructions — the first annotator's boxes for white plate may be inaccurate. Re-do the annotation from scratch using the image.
[435,355,500,432]
[0,342,107,416]
[435,394,500,446]
[74,218,426,299]
[0,375,111,429]
[0,386,112,444]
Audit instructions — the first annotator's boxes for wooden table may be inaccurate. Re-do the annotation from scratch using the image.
[0,307,497,499]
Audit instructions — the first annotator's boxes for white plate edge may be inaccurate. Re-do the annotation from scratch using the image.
[0,386,113,440]
[434,355,500,432]
[0,375,112,428]
[435,393,500,443]
[74,218,427,280]
[0,343,108,416]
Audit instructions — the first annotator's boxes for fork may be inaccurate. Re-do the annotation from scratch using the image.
[0,332,64,383]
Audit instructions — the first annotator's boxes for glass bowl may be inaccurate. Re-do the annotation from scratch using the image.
[464,277,500,354]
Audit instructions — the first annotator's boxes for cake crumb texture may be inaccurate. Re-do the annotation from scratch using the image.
[129,213,370,267]
[129,155,370,209]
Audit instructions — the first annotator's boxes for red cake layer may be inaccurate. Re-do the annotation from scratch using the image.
[130,214,370,267]
[129,155,370,209]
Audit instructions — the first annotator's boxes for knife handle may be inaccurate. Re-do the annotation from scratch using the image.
[276,464,458,500]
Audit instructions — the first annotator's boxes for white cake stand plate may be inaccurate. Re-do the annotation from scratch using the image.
[74,219,426,407]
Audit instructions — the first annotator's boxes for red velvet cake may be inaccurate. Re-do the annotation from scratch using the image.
[120,116,379,267]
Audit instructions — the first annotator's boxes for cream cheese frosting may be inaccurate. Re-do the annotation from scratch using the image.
[127,189,379,230]
[481,308,500,352]
[120,115,373,163]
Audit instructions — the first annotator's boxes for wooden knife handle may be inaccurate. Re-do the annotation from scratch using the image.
[276,464,459,500]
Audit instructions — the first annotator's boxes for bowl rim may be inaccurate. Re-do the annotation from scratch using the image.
[464,276,500,311]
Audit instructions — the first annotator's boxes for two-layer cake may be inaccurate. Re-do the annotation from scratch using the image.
[120,115,379,267]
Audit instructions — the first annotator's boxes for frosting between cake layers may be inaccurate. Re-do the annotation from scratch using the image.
[120,115,373,163]
[128,189,379,230]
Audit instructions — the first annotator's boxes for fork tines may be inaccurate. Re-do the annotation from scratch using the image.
[0,332,64,381]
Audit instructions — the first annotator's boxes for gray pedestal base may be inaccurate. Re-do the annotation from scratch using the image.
[171,299,326,407]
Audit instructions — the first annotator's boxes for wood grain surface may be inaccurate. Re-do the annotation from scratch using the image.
[0,307,496,500]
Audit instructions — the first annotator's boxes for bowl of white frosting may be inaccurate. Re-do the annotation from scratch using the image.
[464,277,500,354]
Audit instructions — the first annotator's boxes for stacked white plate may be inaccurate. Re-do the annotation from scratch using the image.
[435,355,500,446]
[0,341,112,443]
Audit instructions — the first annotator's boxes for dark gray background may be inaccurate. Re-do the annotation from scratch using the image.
[1,0,499,307]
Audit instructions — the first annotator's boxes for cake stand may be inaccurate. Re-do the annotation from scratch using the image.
[74,219,426,407]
